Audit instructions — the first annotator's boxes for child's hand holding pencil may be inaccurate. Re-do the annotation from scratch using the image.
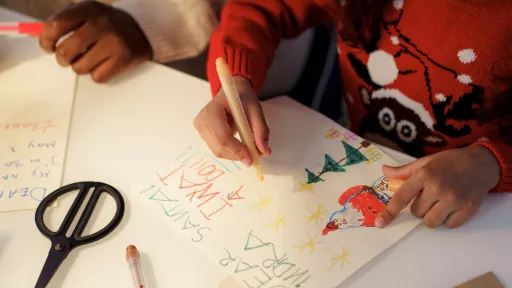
[193,59,271,179]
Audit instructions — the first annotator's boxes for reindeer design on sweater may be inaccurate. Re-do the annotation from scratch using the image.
[342,8,484,157]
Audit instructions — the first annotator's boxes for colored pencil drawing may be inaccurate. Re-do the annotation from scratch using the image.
[324,128,341,139]
[174,145,241,173]
[264,208,287,234]
[341,131,359,142]
[154,145,248,221]
[322,185,392,235]
[293,233,322,255]
[324,128,360,143]
[298,181,314,193]
[241,229,312,287]
[132,97,425,287]
[364,146,384,164]
[303,204,327,225]
[326,247,355,271]
[248,192,274,213]
[137,183,212,243]
[303,141,372,186]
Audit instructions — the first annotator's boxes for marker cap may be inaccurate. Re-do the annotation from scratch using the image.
[18,23,44,35]
[126,245,140,262]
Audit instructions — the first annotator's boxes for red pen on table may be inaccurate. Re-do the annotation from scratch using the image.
[0,22,44,36]
[126,245,147,288]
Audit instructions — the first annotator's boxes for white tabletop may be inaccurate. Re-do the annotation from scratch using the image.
[1,6,511,288]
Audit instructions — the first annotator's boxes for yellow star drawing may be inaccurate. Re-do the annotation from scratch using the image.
[326,247,355,271]
[264,209,287,234]
[299,181,314,193]
[293,233,322,255]
[249,193,274,213]
[303,204,327,225]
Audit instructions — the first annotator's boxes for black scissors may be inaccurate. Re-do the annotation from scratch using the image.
[34,181,125,288]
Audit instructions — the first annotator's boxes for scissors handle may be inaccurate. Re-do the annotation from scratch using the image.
[35,182,125,247]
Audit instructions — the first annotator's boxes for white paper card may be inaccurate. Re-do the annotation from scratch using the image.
[130,97,422,287]
[0,54,76,212]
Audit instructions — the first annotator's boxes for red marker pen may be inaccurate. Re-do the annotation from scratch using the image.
[0,22,44,36]
[126,245,147,288]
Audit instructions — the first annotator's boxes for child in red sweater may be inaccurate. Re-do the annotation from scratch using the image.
[193,0,512,229]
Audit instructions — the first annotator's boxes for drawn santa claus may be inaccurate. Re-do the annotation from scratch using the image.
[322,185,391,235]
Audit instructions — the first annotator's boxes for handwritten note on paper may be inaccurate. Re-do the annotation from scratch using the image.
[0,55,76,212]
[131,97,422,287]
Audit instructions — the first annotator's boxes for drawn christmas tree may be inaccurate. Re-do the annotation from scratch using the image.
[300,141,371,191]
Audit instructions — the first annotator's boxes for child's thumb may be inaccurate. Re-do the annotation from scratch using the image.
[246,101,271,156]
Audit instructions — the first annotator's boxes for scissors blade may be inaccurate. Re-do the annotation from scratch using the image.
[35,246,69,288]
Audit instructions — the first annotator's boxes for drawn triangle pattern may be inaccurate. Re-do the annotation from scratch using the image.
[306,168,324,184]
[342,141,368,166]
[322,154,346,173]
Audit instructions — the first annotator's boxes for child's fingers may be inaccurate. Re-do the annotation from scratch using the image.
[40,20,81,53]
[199,123,250,163]
[376,175,423,228]
[70,39,110,76]
[382,157,430,180]
[423,200,457,228]
[90,57,121,83]
[444,209,471,229]
[409,192,437,218]
[207,132,252,167]
[194,105,253,166]
[54,23,102,67]
[39,1,97,52]
[246,101,271,156]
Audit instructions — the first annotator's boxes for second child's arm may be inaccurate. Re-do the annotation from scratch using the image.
[207,0,340,96]
[116,0,217,63]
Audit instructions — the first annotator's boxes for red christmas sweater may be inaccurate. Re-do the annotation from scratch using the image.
[207,0,512,192]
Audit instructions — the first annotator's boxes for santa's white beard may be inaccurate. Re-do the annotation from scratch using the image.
[332,203,364,229]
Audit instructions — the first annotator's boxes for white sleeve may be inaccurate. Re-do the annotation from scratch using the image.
[114,0,218,63]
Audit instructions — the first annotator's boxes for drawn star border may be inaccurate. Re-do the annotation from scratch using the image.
[264,208,287,234]
[293,232,322,255]
[326,247,355,271]
[303,204,327,225]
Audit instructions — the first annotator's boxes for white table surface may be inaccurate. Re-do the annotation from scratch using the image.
[1,6,512,288]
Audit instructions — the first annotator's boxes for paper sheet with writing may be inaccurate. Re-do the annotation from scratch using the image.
[0,55,76,212]
[130,97,422,288]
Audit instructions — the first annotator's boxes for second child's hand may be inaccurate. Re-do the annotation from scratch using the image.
[39,0,152,83]
[376,146,500,229]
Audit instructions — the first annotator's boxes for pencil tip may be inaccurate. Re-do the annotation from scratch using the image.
[256,168,264,181]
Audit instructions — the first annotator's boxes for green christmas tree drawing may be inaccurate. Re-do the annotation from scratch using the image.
[342,141,368,166]
[322,154,346,173]
[306,168,324,184]
[304,141,369,184]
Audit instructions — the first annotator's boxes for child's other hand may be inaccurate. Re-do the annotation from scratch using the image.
[193,76,271,167]
[376,146,500,229]
[39,0,152,83]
